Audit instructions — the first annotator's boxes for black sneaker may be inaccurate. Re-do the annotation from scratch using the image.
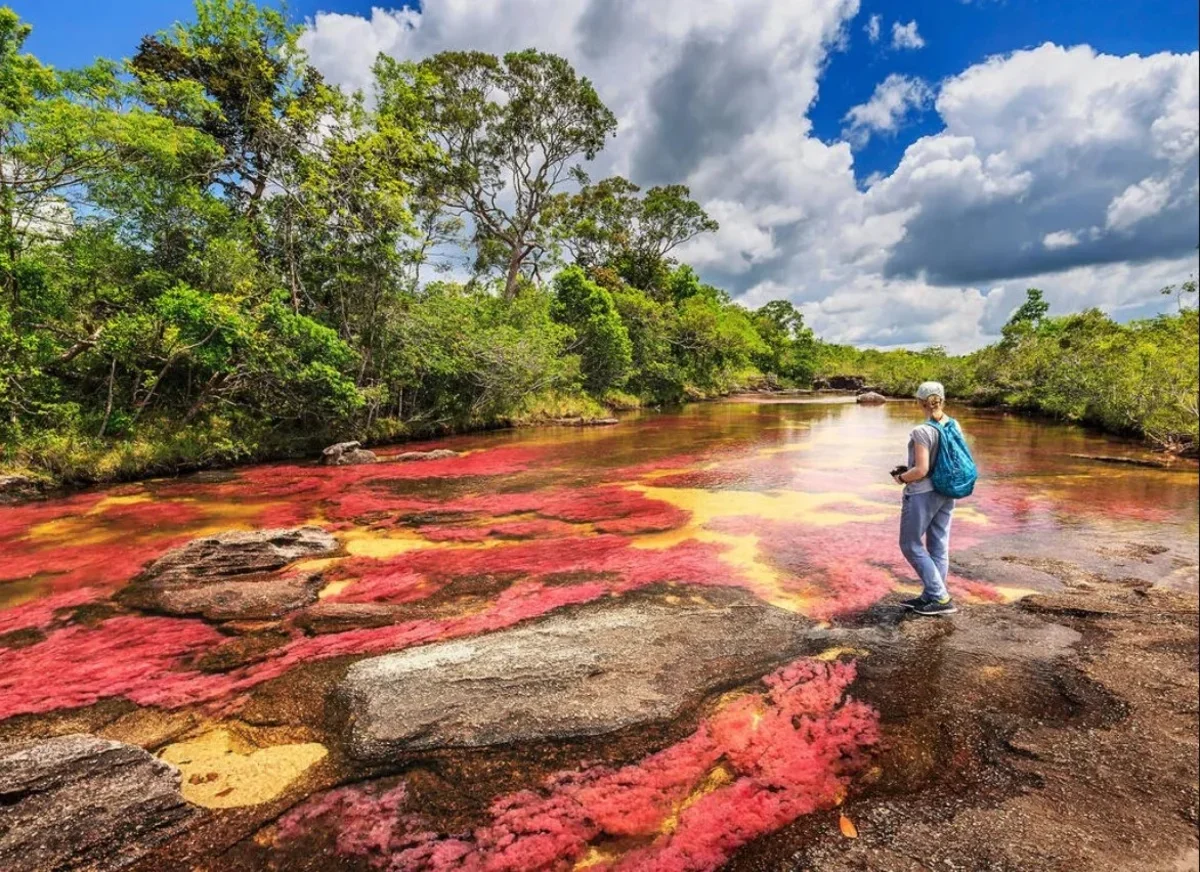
[913,597,958,616]
[900,595,928,610]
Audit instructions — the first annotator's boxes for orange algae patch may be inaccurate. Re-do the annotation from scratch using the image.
[275,658,878,872]
[159,726,327,809]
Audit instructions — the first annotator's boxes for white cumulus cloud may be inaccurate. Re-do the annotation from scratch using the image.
[864,13,881,44]
[1042,230,1080,249]
[843,74,932,148]
[891,20,925,50]
[300,3,1199,351]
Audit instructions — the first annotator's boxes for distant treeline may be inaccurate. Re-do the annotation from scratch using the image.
[1,2,1195,484]
[817,288,1198,455]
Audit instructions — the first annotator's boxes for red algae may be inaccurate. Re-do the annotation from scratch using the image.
[0,588,100,635]
[274,658,879,872]
[0,615,223,719]
[0,539,189,594]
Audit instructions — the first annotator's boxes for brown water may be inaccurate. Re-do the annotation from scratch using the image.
[1,398,1196,871]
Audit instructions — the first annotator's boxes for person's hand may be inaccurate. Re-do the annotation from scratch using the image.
[892,472,904,485]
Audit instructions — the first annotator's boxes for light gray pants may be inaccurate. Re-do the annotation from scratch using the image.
[899,490,955,600]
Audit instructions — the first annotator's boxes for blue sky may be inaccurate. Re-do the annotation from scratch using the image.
[811,0,1199,180]
[14,0,1200,349]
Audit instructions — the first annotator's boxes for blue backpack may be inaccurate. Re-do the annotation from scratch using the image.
[928,417,977,498]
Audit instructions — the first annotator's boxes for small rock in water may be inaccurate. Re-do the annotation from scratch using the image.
[0,734,197,872]
[294,602,401,635]
[321,441,378,466]
[393,449,460,462]
[551,417,619,426]
[856,391,887,404]
[0,474,42,504]
[119,526,338,621]
[338,587,818,760]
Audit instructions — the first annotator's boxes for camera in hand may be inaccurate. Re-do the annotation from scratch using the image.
[890,464,908,477]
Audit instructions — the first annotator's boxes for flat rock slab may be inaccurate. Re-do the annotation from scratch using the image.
[393,449,460,462]
[120,526,338,621]
[0,734,197,872]
[339,588,816,760]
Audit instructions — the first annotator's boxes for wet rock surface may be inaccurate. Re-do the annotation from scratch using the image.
[339,587,817,759]
[856,391,887,404]
[293,602,401,634]
[727,575,1199,872]
[119,527,337,621]
[393,449,460,462]
[0,734,197,872]
[0,474,42,504]
[320,441,378,465]
[551,416,620,426]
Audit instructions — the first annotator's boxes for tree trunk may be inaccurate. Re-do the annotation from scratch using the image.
[98,357,117,437]
[503,247,523,300]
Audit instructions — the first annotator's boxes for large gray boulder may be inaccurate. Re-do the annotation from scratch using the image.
[321,441,378,466]
[338,588,817,760]
[119,526,338,621]
[856,391,887,404]
[0,734,197,872]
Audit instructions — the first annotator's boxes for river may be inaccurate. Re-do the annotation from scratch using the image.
[1,397,1197,871]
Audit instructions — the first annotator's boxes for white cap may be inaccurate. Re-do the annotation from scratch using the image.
[915,381,945,400]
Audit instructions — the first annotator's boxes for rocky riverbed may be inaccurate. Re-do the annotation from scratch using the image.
[1,400,1196,871]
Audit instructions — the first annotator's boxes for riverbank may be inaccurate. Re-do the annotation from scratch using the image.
[4,387,1195,500]
[0,391,618,497]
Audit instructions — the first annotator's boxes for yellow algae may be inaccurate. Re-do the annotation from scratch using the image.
[815,647,870,661]
[293,556,344,575]
[661,763,736,834]
[159,728,327,809]
[317,578,354,600]
[629,484,894,529]
[0,575,48,610]
[953,506,990,526]
[632,524,811,612]
[979,665,1005,680]
[573,847,617,870]
[341,527,443,559]
[991,586,1042,604]
[27,495,150,542]
[93,493,153,509]
[29,493,287,544]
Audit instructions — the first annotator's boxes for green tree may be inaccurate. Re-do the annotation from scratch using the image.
[392,50,617,299]
[130,0,334,226]
[752,300,817,385]
[553,176,717,291]
[552,265,632,395]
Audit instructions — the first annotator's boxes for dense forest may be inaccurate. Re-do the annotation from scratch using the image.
[1,2,1196,484]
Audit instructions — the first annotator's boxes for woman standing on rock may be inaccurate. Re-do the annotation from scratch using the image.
[892,381,959,616]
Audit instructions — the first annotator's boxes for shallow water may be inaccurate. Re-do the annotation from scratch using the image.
[1,398,1197,870]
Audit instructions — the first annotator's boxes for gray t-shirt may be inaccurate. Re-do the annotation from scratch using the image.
[905,422,940,494]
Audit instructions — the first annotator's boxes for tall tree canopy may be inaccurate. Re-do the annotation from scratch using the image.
[552,176,717,292]
[382,49,616,299]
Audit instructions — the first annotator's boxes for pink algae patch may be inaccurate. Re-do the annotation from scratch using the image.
[0,615,223,719]
[0,589,101,636]
[276,658,879,872]
[0,539,189,595]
